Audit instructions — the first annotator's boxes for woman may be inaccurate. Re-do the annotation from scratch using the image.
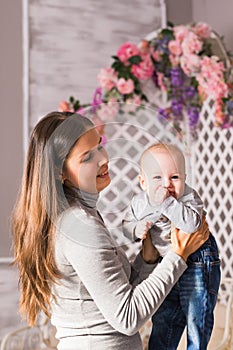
[12,111,209,349]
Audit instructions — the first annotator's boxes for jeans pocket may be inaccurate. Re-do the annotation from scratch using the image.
[206,253,221,296]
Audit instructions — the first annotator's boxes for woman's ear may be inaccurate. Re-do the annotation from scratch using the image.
[138,174,147,191]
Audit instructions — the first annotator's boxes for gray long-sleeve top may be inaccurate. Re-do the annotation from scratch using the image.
[51,189,187,349]
[123,184,204,256]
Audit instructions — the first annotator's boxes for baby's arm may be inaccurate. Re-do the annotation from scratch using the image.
[122,194,154,241]
[135,220,153,240]
[162,187,204,234]
[122,202,139,242]
[122,205,152,241]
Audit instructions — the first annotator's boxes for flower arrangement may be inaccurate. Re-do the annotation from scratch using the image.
[59,21,233,140]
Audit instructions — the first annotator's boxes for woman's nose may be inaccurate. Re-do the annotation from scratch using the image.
[97,149,109,167]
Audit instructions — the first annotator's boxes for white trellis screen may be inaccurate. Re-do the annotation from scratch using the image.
[192,98,233,279]
[97,103,192,258]
[98,98,233,279]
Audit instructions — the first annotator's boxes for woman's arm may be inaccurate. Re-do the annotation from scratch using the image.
[59,208,186,336]
[59,209,209,336]
[170,215,209,261]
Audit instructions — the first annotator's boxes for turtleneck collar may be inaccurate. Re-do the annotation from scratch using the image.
[64,185,99,208]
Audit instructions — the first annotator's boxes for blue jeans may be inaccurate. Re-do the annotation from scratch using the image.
[148,233,221,350]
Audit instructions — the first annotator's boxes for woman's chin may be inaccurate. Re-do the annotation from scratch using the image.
[96,176,111,192]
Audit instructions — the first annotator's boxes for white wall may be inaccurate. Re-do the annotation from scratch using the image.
[193,0,233,52]
[0,0,233,257]
[0,1,23,257]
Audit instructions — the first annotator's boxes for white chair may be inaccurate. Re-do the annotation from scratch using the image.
[211,278,233,350]
[0,317,58,350]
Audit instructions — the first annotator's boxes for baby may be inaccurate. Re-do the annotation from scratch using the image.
[123,143,220,349]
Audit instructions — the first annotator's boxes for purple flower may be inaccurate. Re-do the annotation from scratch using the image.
[170,67,185,87]
[184,86,196,99]
[226,100,233,115]
[91,87,103,112]
[158,107,169,120]
[171,99,183,117]
[151,71,159,87]
[187,106,200,127]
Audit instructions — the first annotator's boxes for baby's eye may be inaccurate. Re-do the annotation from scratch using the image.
[153,175,162,180]
[171,175,179,180]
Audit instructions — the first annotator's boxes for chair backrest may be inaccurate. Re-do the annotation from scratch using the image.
[0,318,58,350]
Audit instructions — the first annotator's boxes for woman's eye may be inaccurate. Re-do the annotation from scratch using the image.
[171,175,179,180]
[82,152,92,162]
[153,176,161,180]
[98,144,104,151]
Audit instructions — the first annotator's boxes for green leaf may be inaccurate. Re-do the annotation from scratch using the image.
[111,55,120,61]
[69,96,74,103]
[161,28,175,40]
[141,93,148,102]
[150,54,158,66]
[111,60,126,73]
[167,21,174,28]
[190,77,199,89]
[73,100,80,112]
[128,55,142,65]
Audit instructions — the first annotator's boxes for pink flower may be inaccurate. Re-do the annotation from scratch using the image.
[122,94,142,113]
[210,80,228,99]
[58,100,72,112]
[97,67,117,91]
[151,49,161,61]
[77,107,85,116]
[180,54,201,76]
[168,40,182,56]
[194,22,212,38]
[214,100,226,126]
[139,40,150,53]
[198,85,207,101]
[200,56,225,80]
[196,56,228,100]
[174,25,189,42]
[116,78,135,94]
[117,42,140,64]
[97,99,119,121]
[91,115,105,135]
[169,54,180,66]
[131,53,154,80]
[157,72,167,92]
[181,31,203,55]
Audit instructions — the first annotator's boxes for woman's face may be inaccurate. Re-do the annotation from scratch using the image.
[63,128,110,193]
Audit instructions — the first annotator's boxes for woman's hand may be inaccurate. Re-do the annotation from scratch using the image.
[171,216,210,262]
[141,232,160,264]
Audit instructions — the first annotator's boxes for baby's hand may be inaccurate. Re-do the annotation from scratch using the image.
[135,221,153,240]
[152,187,169,205]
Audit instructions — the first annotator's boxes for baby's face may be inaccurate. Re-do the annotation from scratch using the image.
[139,149,186,202]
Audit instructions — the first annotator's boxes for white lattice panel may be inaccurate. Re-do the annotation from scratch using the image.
[192,98,233,279]
[98,98,233,279]
[98,107,191,256]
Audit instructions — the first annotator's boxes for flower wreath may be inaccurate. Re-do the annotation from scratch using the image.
[59,22,233,141]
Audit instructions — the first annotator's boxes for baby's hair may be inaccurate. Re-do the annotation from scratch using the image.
[140,142,185,170]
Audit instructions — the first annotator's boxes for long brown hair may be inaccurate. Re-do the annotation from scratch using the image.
[12,111,94,326]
